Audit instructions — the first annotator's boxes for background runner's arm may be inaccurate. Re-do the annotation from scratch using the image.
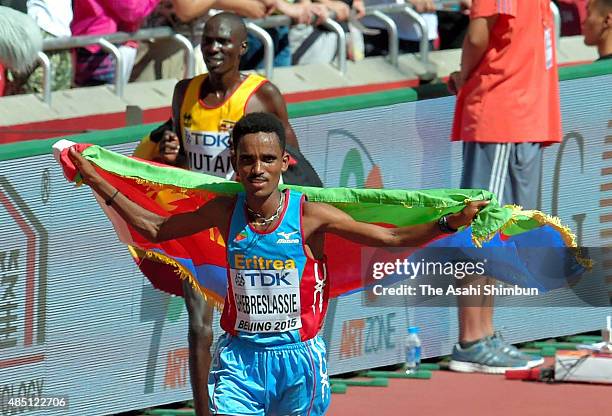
[172,79,190,143]
[305,201,487,247]
[253,82,300,149]
[69,148,225,243]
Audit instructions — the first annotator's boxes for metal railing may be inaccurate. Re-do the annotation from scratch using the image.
[434,0,561,46]
[363,1,561,70]
[245,21,275,78]
[39,27,194,104]
[247,14,347,79]
[246,14,292,80]
[248,2,433,77]
[323,18,347,74]
[363,3,431,68]
[98,38,125,98]
[36,51,52,104]
[33,1,562,104]
[368,10,399,67]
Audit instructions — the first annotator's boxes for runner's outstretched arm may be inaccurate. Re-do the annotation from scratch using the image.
[303,200,488,247]
[69,148,230,242]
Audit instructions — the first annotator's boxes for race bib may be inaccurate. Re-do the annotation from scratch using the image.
[183,128,233,179]
[230,268,302,333]
[544,28,553,70]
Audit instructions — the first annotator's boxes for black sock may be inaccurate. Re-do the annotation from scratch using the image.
[460,338,485,349]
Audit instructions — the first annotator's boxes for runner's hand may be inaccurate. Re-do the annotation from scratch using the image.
[447,200,489,229]
[69,147,102,187]
[158,130,182,165]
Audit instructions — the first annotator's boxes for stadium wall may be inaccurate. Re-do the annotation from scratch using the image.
[0,60,610,415]
[0,35,598,144]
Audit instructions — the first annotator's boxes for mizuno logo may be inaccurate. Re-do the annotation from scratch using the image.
[276,231,300,244]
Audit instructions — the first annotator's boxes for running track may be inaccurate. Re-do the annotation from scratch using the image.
[328,360,611,415]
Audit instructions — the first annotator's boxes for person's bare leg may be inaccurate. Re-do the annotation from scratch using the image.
[183,279,214,416]
[457,275,488,343]
[481,278,496,338]
[458,306,486,343]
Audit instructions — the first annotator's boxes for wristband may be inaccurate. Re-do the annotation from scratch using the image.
[105,190,119,206]
[437,215,458,234]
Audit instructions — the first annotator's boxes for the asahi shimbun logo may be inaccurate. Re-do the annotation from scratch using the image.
[0,177,48,369]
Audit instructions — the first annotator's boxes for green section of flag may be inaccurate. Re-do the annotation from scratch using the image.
[80,145,527,243]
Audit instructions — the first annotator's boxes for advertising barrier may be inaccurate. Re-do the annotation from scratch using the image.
[0,61,611,415]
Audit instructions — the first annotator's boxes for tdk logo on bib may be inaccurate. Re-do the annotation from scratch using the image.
[184,131,230,148]
[237,270,294,287]
[276,231,300,244]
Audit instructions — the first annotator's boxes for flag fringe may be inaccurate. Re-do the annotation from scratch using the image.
[141,249,225,310]
[471,206,591,268]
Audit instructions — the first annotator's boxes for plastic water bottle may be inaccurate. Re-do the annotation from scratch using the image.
[405,326,421,374]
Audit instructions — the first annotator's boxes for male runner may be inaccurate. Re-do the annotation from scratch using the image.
[133,13,321,415]
[69,112,486,415]
[136,12,300,170]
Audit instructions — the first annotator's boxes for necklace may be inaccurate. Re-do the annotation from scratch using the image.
[246,192,285,226]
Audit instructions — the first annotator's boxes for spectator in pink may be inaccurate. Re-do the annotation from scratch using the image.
[71,0,159,86]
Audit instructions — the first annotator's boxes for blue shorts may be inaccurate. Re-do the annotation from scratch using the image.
[208,334,330,416]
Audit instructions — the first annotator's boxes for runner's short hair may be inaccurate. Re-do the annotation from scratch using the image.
[231,112,286,151]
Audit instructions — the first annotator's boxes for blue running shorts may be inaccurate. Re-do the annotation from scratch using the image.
[208,334,330,416]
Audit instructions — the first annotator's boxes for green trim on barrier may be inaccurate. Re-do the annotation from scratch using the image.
[331,383,348,394]
[362,370,433,379]
[1,60,610,162]
[558,59,612,81]
[416,363,441,371]
[565,335,602,343]
[0,123,159,161]
[287,87,418,118]
[330,377,389,387]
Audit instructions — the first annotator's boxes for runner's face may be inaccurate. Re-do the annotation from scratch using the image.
[233,132,288,198]
[201,20,246,74]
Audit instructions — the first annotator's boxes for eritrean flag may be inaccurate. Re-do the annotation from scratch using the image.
[53,140,586,308]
